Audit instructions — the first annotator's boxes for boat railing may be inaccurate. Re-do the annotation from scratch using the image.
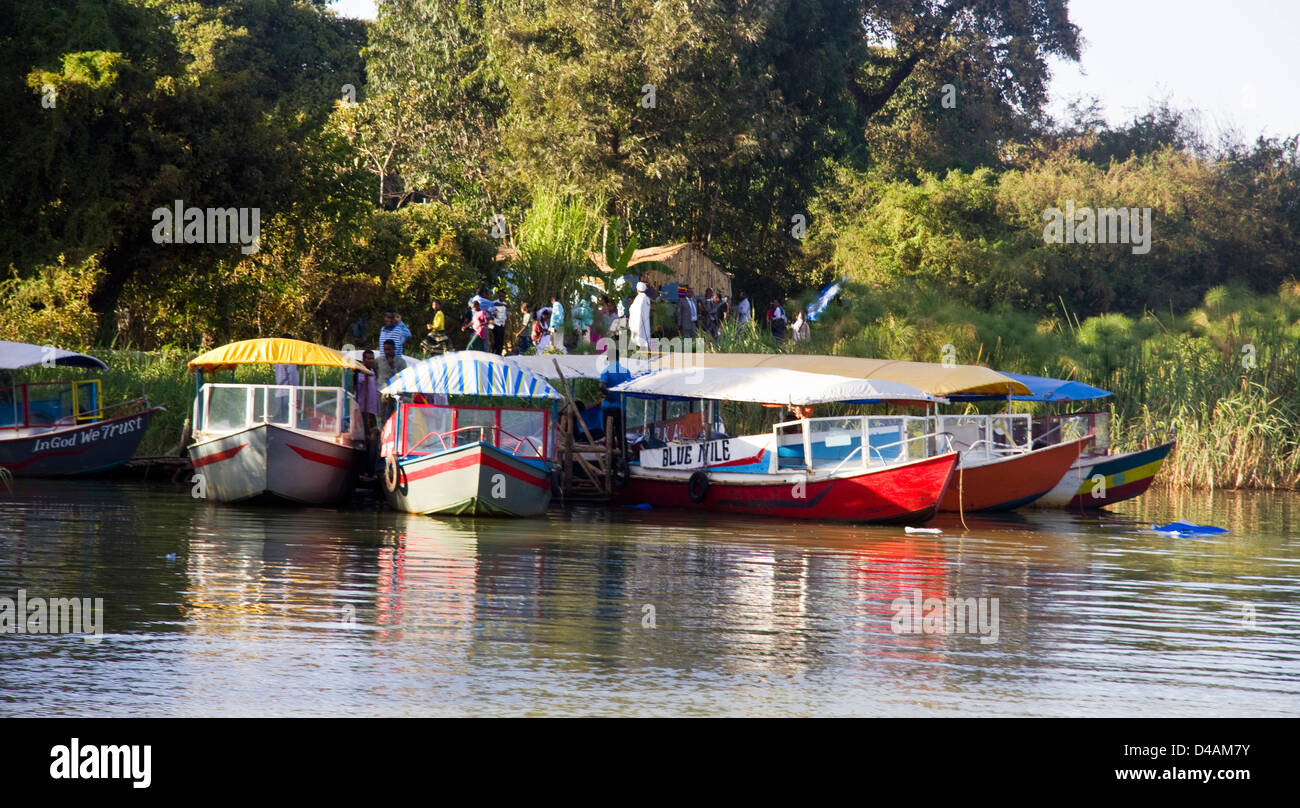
[826,432,954,475]
[406,424,545,459]
[937,413,1033,457]
[0,379,104,430]
[1031,411,1110,456]
[1,395,150,432]
[195,383,360,438]
[774,415,953,473]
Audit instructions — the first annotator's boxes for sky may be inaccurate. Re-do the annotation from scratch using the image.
[327,0,1300,141]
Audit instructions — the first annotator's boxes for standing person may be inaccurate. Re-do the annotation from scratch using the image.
[515,301,535,355]
[533,308,551,351]
[375,339,407,423]
[356,350,380,480]
[792,309,810,342]
[273,332,298,422]
[702,287,717,337]
[469,286,495,314]
[378,310,412,356]
[736,290,752,325]
[491,288,509,354]
[629,281,653,350]
[711,290,728,338]
[573,296,593,344]
[463,299,490,351]
[422,300,448,354]
[549,293,566,348]
[770,300,787,340]
[676,285,697,338]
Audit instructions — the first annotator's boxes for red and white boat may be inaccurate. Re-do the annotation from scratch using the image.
[610,367,960,524]
[187,338,370,505]
[379,352,561,517]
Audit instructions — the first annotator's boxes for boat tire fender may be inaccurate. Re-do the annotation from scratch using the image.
[384,455,400,492]
[687,471,709,503]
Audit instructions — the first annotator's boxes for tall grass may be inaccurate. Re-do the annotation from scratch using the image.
[780,281,1300,490]
[508,189,605,307]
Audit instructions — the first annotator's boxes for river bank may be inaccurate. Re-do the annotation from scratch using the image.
[23,311,1300,493]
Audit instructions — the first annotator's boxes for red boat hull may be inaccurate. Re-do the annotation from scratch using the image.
[616,452,958,524]
[939,437,1089,512]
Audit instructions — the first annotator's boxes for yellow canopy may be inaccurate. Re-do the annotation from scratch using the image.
[188,338,372,374]
[647,353,1031,397]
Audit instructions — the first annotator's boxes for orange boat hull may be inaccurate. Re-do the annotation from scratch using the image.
[939,437,1088,512]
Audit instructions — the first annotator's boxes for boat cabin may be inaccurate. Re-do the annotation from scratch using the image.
[193,383,362,441]
[1,378,102,433]
[392,401,553,466]
[614,367,950,475]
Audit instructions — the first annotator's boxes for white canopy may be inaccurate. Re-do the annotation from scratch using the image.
[506,353,651,381]
[0,341,108,371]
[610,366,946,406]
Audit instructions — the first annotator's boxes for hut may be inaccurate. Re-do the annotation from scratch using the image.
[588,243,733,298]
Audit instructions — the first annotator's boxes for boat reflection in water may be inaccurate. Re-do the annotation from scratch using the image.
[4,480,1296,716]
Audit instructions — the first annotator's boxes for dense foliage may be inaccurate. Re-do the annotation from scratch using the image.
[5,0,1300,487]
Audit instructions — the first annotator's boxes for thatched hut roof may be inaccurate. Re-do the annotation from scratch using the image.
[587,242,733,297]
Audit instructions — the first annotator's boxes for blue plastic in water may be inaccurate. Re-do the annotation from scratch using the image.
[1151,521,1229,535]
[622,503,653,510]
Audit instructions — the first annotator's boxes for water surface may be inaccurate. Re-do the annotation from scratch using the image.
[0,480,1296,716]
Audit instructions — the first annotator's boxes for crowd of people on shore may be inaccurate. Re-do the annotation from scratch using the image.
[364,283,812,362]
[331,282,812,480]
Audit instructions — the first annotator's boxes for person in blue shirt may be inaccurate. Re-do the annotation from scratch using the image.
[378,310,412,356]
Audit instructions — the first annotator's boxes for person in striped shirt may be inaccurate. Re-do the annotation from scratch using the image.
[378,310,412,356]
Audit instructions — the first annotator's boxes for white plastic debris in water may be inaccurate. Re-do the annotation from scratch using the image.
[904,527,942,534]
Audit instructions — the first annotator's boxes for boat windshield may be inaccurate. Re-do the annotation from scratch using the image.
[400,403,551,460]
[1030,411,1110,457]
[776,415,938,471]
[196,383,360,437]
[0,380,102,430]
[937,414,1033,459]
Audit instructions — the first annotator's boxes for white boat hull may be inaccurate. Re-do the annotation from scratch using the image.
[190,423,361,505]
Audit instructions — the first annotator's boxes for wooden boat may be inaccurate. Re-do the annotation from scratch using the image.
[380,352,560,517]
[946,373,1175,510]
[187,338,369,505]
[1030,411,1175,509]
[610,366,961,524]
[933,413,1090,512]
[0,341,162,476]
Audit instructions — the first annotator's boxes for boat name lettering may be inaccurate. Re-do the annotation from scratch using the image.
[32,416,143,454]
[659,439,730,468]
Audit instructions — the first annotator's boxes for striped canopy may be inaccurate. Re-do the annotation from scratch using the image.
[382,351,562,400]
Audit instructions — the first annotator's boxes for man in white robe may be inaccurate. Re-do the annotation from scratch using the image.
[628,281,653,351]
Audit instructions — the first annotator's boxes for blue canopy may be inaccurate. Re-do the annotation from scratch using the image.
[950,372,1112,402]
[382,351,562,400]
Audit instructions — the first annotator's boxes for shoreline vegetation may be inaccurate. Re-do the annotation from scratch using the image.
[34,276,1300,492]
[7,2,1299,491]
